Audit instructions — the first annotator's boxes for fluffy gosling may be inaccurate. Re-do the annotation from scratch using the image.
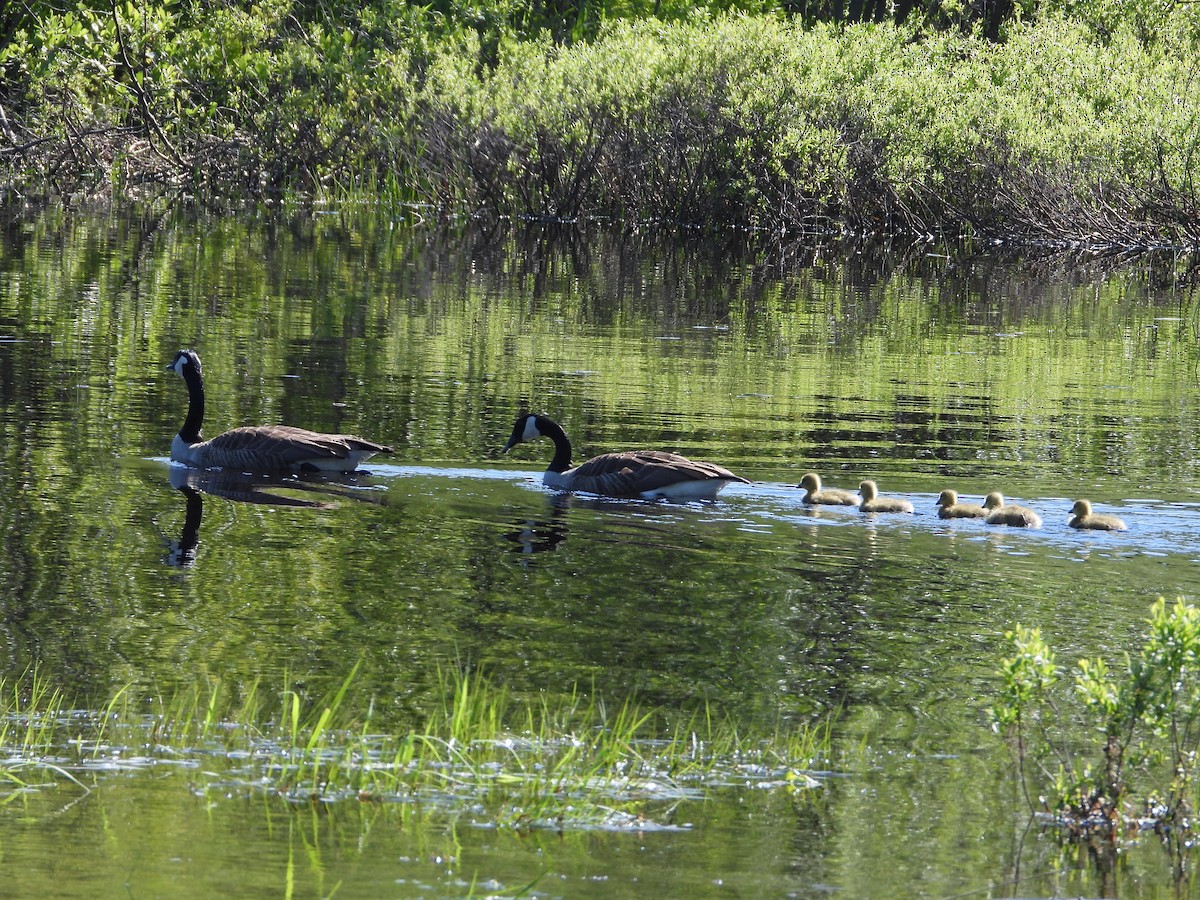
[1068,499,1127,531]
[935,489,988,519]
[859,480,913,513]
[797,472,859,506]
[983,491,1043,528]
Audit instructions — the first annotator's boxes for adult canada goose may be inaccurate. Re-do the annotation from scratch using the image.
[797,472,859,506]
[1068,499,1128,531]
[983,491,1043,528]
[859,480,913,513]
[935,489,988,519]
[167,349,393,473]
[501,412,750,500]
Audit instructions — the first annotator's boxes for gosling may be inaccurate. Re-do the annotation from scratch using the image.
[935,489,988,519]
[983,491,1043,528]
[1068,499,1127,531]
[797,472,859,506]
[859,480,913,513]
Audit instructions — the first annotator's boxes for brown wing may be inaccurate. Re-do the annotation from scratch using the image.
[569,451,749,498]
[318,432,395,454]
[205,425,391,469]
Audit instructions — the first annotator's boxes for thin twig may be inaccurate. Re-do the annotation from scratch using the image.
[108,0,184,169]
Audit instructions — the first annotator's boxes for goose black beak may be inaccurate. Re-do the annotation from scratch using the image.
[502,421,526,454]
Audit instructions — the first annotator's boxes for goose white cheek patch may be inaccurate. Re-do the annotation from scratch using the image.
[522,417,541,441]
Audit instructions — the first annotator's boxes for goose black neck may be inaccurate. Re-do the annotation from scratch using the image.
[539,416,573,473]
[179,486,203,552]
[180,363,205,443]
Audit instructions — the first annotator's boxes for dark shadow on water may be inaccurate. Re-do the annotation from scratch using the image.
[162,465,387,568]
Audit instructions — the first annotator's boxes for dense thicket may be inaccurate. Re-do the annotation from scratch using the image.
[0,0,1197,245]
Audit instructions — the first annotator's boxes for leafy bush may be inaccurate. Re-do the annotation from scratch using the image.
[993,598,1200,840]
[418,15,1199,243]
[1,4,1197,244]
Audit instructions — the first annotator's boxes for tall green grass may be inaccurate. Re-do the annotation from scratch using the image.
[0,666,832,829]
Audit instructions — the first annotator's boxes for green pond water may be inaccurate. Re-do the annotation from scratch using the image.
[2,204,1200,897]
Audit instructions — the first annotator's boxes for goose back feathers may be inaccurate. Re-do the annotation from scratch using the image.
[502,413,749,500]
[168,349,392,473]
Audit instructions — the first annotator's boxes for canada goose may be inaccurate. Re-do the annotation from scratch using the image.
[859,480,913,513]
[1068,499,1127,531]
[935,489,988,519]
[167,349,393,473]
[797,472,859,505]
[983,491,1043,528]
[501,412,750,500]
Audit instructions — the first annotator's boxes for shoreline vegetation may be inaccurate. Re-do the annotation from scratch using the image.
[995,598,1200,851]
[0,1,1197,248]
[0,666,832,830]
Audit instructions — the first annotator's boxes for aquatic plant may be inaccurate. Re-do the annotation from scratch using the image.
[993,597,1200,842]
[0,666,831,831]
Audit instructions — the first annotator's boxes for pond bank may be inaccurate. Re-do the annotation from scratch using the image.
[2,11,1199,248]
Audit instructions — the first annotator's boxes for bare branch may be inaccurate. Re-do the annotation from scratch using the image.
[108,0,185,169]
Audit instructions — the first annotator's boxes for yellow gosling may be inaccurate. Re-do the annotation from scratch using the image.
[797,472,860,506]
[1068,499,1127,531]
[984,492,1043,528]
[935,489,988,519]
[859,480,913,514]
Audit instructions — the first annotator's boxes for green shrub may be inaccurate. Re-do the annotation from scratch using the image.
[2,4,1197,243]
[416,15,1198,242]
[993,598,1200,839]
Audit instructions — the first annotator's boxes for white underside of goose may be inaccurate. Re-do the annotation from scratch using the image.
[541,468,739,500]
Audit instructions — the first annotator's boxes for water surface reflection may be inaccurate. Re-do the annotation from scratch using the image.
[1,207,1199,897]
[161,464,388,566]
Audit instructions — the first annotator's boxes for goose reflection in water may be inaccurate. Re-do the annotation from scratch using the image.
[504,517,570,557]
[166,485,204,568]
[163,464,384,568]
[503,493,572,560]
[501,491,722,563]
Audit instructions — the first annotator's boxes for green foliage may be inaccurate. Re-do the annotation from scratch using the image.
[420,14,1199,242]
[992,623,1060,731]
[2,2,1197,242]
[1024,0,1200,47]
[0,665,833,828]
[994,598,1200,838]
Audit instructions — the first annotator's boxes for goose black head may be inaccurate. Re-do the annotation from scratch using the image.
[503,413,543,453]
[168,349,201,377]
